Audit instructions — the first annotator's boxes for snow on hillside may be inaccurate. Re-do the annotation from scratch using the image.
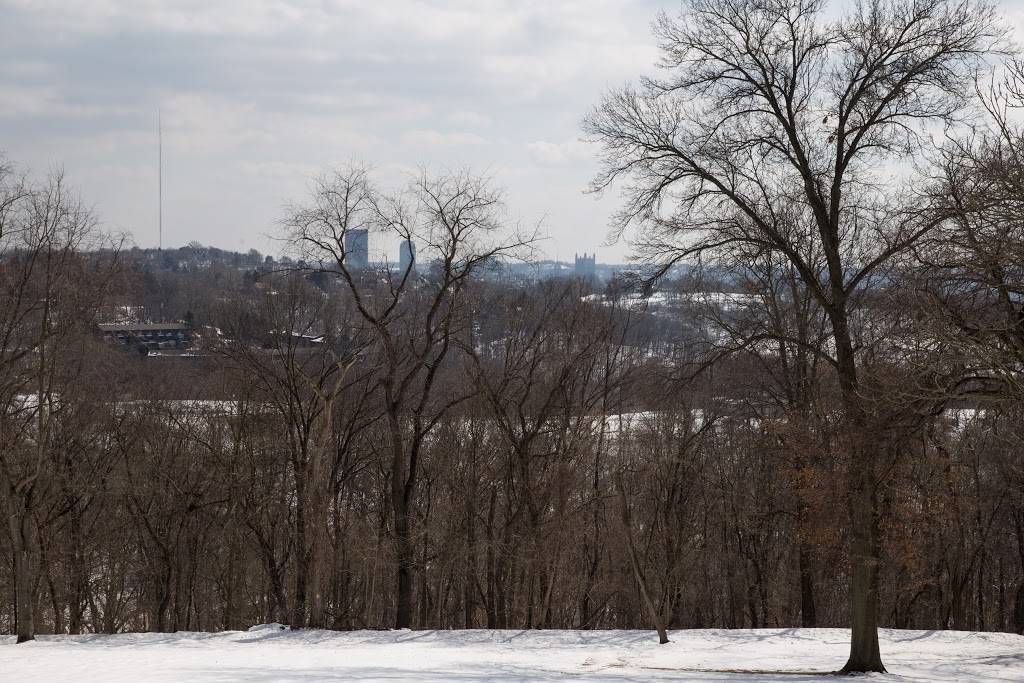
[2,627,1022,682]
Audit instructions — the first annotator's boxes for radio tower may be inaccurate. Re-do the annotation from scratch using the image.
[158,109,163,250]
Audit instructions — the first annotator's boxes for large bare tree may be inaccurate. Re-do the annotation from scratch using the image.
[584,0,1002,672]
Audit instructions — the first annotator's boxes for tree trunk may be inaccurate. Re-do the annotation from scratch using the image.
[485,488,498,629]
[292,486,308,629]
[798,541,817,628]
[840,456,884,673]
[13,548,35,643]
[833,307,885,675]
[464,490,477,629]
[8,494,37,643]
[614,472,668,644]
[389,408,416,630]
[392,433,414,629]
[68,510,86,635]
[393,505,414,629]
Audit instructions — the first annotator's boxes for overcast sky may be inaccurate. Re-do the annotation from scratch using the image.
[2,1,1022,262]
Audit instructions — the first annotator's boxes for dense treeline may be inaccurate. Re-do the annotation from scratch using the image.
[3,0,1024,676]
[1,169,1023,641]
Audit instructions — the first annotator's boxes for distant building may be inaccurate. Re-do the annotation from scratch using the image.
[99,322,192,353]
[344,228,369,268]
[574,253,596,279]
[399,239,416,273]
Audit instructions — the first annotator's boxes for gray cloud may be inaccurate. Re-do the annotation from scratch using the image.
[1,0,669,261]
[3,0,1018,262]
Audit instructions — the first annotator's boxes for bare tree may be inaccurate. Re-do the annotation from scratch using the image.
[614,471,670,644]
[917,61,1024,401]
[220,274,371,628]
[584,0,1002,671]
[464,280,623,628]
[285,166,531,628]
[0,164,117,642]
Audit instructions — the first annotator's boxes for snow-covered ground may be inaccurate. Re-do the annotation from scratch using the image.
[2,626,1022,682]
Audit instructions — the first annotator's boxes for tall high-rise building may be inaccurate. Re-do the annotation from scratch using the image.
[574,252,596,279]
[399,238,416,273]
[344,228,369,268]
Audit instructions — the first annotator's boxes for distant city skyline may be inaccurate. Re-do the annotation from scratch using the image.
[2,1,1022,262]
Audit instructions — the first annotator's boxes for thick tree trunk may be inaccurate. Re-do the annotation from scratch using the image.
[306,534,325,629]
[840,453,884,674]
[391,425,414,629]
[154,564,172,632]
[389,409,416,630]
[255,533,288,623]
[13,548,35,643]
[798,541,817,628]
[292,443,330,629]
[832,306,885,675]
[8,495,37,643]
[306,428,334,630]
[393,507,414,629]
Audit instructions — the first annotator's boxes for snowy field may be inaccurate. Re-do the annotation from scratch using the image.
[2,626,1023,682]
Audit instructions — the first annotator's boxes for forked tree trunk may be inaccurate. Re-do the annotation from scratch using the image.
[614,472,668,644]
[292,449,330,629]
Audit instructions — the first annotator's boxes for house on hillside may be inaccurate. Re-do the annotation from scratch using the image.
[98,322,192,352]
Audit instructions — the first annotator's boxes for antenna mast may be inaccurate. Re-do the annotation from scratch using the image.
[158,109,163,250]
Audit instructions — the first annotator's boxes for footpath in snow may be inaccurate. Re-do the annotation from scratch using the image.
[2,626,1023,682]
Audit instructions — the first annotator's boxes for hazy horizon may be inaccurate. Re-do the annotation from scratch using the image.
[2,0,1022,261]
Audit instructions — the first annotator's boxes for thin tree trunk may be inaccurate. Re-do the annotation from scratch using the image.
[464,489,477,629]
[292,486,308,629]
[68,509,86,634]
[614,472,668,644]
